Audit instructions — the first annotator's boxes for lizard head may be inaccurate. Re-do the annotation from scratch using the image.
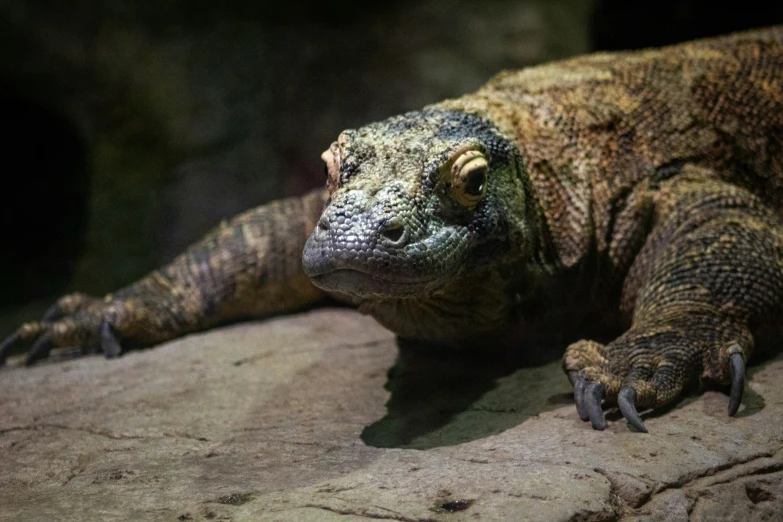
[302,109,529,300]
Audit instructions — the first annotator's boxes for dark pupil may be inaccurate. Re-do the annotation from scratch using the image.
[465,167,486,196]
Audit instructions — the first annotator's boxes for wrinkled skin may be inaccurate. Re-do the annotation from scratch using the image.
[4,27,783,433]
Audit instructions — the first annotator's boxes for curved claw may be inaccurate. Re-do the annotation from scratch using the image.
[42,302,65,322]
[618,387,648,433]
[0,332,22,366]
[100,321,123,359]
[728,352,745,416]
[0,332,22,365]
[25,337,53,366]
[571,374,590,422]
[585,382,607,430]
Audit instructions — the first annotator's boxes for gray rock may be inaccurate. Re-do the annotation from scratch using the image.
[1,309,781,521]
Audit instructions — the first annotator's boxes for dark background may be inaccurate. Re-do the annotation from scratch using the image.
[2,0,782,327]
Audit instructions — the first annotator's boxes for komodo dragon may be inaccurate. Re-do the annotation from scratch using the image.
[3,27,783,434]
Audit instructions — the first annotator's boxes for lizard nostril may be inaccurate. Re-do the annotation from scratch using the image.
[382,226,404,242]
[380,221,407,245]
[317,218,330,231]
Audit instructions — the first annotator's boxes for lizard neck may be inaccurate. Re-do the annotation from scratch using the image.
[355,213,558,345]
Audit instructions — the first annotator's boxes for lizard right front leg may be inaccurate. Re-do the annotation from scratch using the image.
[0,188,329,365]
[564,178,783,431]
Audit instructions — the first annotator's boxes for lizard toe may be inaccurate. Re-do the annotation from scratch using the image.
[571,373,590,422]
[617,387,648,433]
[42,292,97,322]
[25,336,54,366]
[100,321,123,359]
[728,351,745,416]
[0,332,22,366]
[0,323,45,366]
[585,382,607,431]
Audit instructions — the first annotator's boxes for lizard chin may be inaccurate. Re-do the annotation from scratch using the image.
[308,269,431,299]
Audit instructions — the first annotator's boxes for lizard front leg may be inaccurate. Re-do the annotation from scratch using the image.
[564,178,783,431]
[0,188,329,365]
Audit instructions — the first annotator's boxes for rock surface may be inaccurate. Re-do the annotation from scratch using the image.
[1,309,782,521]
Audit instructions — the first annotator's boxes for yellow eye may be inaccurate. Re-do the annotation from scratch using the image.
[449,149,488,209]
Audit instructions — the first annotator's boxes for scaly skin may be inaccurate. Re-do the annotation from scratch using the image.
[0,190,328,363]
[3,27,783,433]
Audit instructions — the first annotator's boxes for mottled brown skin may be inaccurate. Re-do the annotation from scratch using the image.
[4,27,783,433]
[1,192,329,360]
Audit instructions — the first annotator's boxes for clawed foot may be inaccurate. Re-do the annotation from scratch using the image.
[568,352,744,432]
[0,292,129,366]
[564,316,751,433]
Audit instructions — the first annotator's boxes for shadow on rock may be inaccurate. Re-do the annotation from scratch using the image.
[361,337,573,450]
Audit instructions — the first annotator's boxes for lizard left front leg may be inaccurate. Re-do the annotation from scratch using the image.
[564,178,783,432]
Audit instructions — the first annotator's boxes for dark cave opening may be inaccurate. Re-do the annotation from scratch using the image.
[0,84,89,310]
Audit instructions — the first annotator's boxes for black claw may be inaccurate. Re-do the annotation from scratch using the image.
[728,352,745,416]
[617,387,648,433]
[25,337,53,366]
[573,377,590,421]
[585,382,607,430]
[42,302,64,322]
[100,322,123,359]
[0,332,22,365]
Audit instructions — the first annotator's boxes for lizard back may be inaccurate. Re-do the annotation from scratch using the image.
[437,26,783,266]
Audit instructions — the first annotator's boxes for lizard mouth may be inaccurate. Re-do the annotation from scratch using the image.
[308,269,429,298]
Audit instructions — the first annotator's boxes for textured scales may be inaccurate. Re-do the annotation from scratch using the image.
[4,27,783,433]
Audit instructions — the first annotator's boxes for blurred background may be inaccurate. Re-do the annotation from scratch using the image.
[2,0,783,330]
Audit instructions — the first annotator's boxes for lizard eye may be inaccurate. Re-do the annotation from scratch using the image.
[448,148,488,209]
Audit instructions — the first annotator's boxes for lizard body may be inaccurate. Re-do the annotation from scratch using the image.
[4,26,783,432]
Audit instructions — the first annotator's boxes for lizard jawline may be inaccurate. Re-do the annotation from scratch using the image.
[309,269,429,299]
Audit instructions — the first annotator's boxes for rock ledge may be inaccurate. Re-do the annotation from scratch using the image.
[1,309,781,521]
